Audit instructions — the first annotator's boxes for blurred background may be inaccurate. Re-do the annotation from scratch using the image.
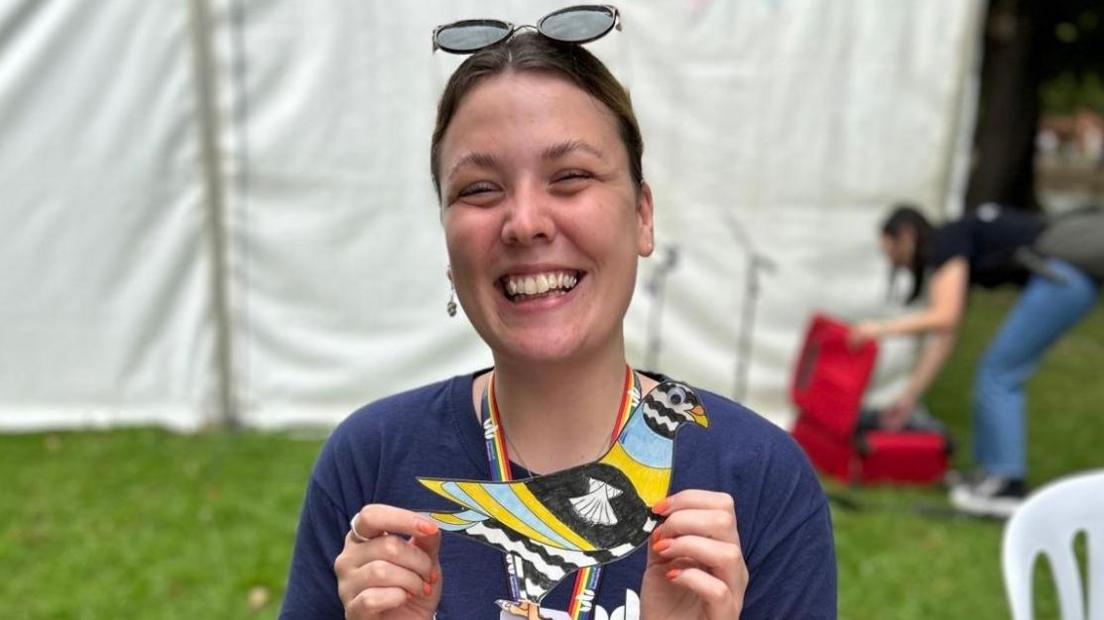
[0,0,1100,617]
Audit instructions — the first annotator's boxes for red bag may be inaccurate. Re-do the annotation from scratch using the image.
[857,431,950,484]
[791,315,877,440]
[790,314,950,485]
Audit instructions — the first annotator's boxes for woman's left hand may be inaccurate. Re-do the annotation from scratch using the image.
[640,489,748,619]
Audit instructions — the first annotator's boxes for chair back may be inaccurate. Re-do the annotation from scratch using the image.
[1003,470,1104,620]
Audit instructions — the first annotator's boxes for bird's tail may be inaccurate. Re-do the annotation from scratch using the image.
[420,509,490,532]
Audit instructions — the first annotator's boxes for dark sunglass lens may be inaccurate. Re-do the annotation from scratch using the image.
[435,20,511,52]
[539,6,614,43]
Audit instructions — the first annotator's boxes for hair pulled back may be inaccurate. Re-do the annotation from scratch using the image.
[430,31,643,202]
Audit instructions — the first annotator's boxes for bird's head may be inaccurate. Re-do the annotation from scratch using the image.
[648,382,709,430]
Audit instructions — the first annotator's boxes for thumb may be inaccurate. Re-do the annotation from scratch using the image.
[414,527,441,560]
[645,527,667,568]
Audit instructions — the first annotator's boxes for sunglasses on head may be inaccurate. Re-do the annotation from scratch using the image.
[433,4,621,54]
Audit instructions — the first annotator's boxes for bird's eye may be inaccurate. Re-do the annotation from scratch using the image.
[670,391,684,405]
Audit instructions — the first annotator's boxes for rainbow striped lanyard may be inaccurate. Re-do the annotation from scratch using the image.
[480,366,640,620]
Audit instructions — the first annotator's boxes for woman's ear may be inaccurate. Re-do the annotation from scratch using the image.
[636,181,655,257]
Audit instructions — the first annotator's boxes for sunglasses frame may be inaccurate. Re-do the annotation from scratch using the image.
[433,5,621,54]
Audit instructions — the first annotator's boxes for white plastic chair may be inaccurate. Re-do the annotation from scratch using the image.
[1002,470,1104,620]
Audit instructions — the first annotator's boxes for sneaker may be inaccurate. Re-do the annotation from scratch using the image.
[949,475,1026,518]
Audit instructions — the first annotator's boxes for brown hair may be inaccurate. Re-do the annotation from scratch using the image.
[430,31,644,202]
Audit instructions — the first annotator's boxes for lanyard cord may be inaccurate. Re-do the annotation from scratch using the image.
[480,366,640,619]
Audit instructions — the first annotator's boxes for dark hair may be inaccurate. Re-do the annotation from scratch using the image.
[429,32,644,202]
[881,204,934,304]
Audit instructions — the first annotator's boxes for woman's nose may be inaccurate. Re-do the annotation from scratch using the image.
[501,186,556,246]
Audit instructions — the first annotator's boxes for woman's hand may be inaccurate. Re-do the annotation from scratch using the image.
[879,393,916,431]
[848,321,882,348]
[640,490,748,619]
[333,504,442,619]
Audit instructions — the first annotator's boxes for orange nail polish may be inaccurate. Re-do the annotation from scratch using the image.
[654,498,670,515]
[651,528,662,543]
[653,539,672,553]
[666,568,681,581]
[429,568,439,584]
[416,520,439,536]
[423,582,432,596]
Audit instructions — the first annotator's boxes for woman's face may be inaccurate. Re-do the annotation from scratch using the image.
[439,71,654,366]
[880,229,915,268]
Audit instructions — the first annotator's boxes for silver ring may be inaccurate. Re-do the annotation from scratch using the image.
[349,514,371,543]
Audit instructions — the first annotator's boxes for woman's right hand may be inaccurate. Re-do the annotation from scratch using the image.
[334,504,442,619]
[847,321,882,349]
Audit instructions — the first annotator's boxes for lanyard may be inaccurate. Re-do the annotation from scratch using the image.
[480,366,640,619]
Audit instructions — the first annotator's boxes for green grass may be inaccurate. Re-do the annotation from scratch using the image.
[0,429,322,618]
[831,288,1104,619]
[0,289,1100,618]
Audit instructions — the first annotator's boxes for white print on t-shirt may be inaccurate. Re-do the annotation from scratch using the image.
[497,589,640,620]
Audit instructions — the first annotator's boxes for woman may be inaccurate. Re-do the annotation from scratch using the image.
[281,10,834,619]
[852,203,1100,518]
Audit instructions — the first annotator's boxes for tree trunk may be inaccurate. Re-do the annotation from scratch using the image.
[965,0,1058,212]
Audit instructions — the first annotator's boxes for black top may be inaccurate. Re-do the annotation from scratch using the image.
[929,204,1045,289]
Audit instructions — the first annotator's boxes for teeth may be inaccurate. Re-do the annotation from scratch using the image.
[503,271,580,299]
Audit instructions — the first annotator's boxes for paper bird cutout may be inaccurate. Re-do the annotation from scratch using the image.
[418,380,709,619]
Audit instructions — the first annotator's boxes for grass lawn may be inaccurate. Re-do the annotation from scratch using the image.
[1,290,1101,618]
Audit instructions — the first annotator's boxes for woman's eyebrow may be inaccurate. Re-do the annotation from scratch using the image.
[542,139,605,162]
[447,151,500,182]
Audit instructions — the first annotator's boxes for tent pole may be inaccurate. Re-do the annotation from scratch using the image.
[187,0,239,430]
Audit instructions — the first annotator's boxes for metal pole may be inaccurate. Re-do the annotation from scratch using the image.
[187,0,239,429]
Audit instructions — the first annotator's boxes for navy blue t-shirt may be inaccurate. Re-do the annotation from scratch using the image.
[279,372,837,619]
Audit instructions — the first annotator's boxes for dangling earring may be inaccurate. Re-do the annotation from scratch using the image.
[446,267,457,317]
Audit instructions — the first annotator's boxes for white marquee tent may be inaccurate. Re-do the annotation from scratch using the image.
[0,0,985,431]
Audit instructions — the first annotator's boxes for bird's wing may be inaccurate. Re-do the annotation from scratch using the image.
[418,476,599,552]
[421,508,490,532]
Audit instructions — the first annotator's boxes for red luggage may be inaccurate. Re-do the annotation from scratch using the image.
[790,314,951,485]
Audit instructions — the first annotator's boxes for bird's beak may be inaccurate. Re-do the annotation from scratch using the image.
[690,404,709,428]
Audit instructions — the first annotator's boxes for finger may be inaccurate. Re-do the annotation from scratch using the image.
[351,532,436,582]
[645,532,704,569]
[352,504,439,541]
[654,489,735,515]
[359,558,433,597]
[653,508,739,545]
[339,553,433,607]
[665,566,742,619]
[346,585,412,618]
[652,534,744,585]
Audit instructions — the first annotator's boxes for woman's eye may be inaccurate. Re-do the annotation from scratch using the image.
[552,170,592,184]
[451,182,504,206]
[458,182,497,197]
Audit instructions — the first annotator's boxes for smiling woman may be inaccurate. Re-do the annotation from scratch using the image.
[280,9,836,620]
[440,71,651,371]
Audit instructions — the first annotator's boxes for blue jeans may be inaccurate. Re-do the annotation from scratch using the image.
[972,259,1100,478]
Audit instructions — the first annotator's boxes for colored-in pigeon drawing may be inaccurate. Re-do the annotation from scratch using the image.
[418,381,709,620]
